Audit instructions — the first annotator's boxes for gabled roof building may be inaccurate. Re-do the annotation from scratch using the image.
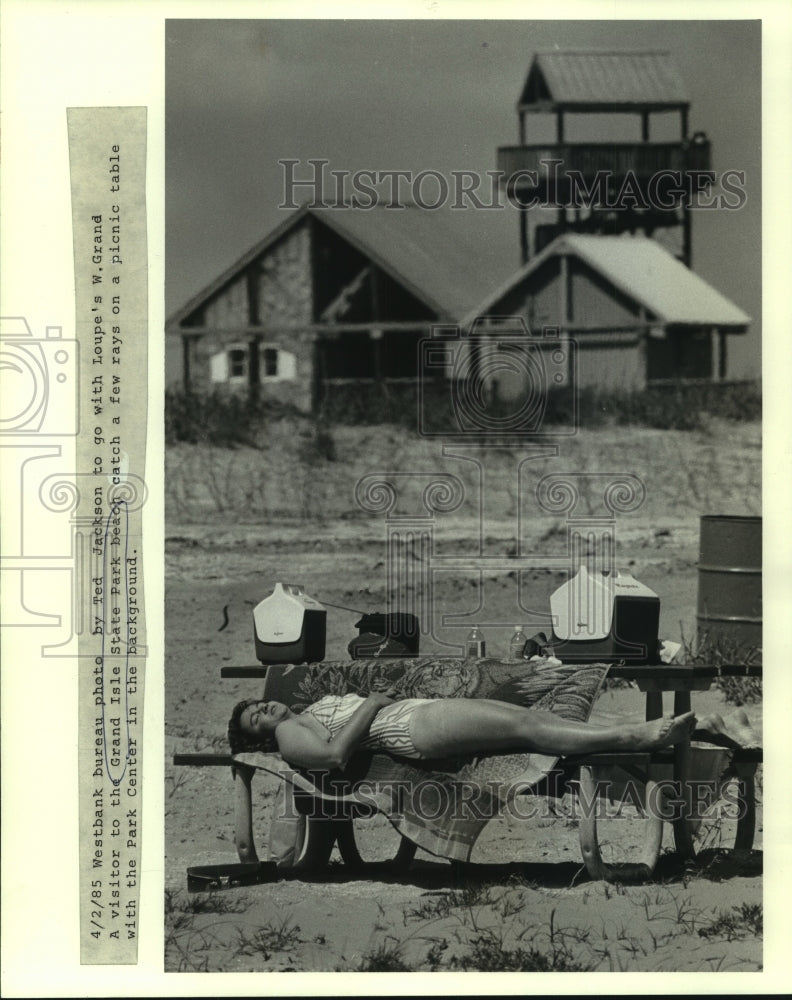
[166,203,513,410]
[467,233,749,391]
[167,206,749,406]
[166,50,750,412]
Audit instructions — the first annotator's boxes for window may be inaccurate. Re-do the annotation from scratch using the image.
[228,348,247,378]
[263,347,278,377]
[209,344,248,384]
[210,344,296,384]
[260,346,296,382]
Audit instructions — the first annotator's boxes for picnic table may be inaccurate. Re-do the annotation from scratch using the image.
[176,659,762,888]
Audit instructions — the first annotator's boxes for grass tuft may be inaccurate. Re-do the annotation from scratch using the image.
[698,902,763,941]
[681,629,763,698]
[447,927,593,972]
[356,940,414,972]
[234,917,304,958]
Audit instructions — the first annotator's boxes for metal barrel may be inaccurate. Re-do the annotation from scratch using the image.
[697,515,762,651]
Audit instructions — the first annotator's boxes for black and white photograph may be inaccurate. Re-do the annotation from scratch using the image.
[164,17,767,975]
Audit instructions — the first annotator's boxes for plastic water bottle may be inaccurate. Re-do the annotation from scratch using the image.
[508,625,528,661]
[466,626,486,659]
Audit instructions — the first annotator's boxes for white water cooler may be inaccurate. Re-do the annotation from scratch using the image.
[547,566,660,665]
[253,582,326,664]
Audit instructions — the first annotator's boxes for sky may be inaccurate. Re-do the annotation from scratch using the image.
[165,18,762,377]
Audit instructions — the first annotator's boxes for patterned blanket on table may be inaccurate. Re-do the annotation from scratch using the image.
[234,658,610,863]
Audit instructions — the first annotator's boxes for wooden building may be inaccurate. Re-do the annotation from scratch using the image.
[166,49,750,410]
[496,49,712,264]
[167,213,749,406]
[465,233,750,392]
[165,203,510,410]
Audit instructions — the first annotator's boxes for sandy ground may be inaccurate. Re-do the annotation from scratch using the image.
[164,506,762,974]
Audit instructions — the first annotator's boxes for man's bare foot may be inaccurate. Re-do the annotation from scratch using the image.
[630,712,697,752]
[694,710,761,749]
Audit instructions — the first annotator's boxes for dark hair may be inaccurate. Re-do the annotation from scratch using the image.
[227,697,279,755]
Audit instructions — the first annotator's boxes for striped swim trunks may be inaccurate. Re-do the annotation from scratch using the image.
[302,693,431,759]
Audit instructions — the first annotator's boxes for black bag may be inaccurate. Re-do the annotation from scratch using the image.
[348,612,420,658]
